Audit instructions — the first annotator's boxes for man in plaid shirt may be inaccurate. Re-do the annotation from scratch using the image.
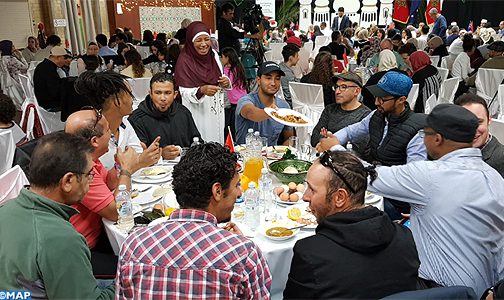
[116,142,272,299]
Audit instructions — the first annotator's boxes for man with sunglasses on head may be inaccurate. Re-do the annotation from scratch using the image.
[0,132,115,298]
[316,71,426,220]
[367,104,504,296]
[65,109,140,276]
[283,150,419,299]
[311,72,371,156]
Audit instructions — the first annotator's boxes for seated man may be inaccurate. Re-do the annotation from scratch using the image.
[466,41,504,86]
[368,104,504,296]
[311,72,371,156]
[65,109,146,274]
[33,45,67,111]
[0,132,115,298]
[129,73,201,159]
[236,61,294,145]
[454,94,504,177]
[117,143,272,298]
[279,44,300,105]
[283,151,419,299]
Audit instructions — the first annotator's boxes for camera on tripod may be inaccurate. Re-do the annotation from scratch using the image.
[242,4,271,34]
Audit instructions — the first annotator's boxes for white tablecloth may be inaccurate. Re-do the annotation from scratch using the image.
[103,161,383,296]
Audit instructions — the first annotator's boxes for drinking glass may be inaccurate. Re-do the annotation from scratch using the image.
[300,144,312,161]
[288,136,298,154]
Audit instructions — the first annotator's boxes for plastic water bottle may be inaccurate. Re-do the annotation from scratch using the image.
[244,182,260,232]
[245,128,254,147]
[346,141,358,157]
[116,185,134,233]
[191,137,201,147]
[252,131,262,150]
[258,168,273,215]
[232,195,245,223]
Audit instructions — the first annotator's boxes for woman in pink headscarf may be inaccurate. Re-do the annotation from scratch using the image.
[410,50,442,113]
[175,21,230,143]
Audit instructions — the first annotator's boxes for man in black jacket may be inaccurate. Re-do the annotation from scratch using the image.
[331,7,351,32]
[217,2,261,54]
[283,151,419,299]
[33,46,67,111]
[129,73,201,160]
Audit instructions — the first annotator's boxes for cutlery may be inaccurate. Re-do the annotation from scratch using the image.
[132,186,152,193]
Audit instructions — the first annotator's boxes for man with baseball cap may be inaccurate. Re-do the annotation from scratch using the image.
[311,72,371,156]
[466,41,504,87]
[235,61,294,145]
[368,104,504,295]
[33,45,68,111]
[317,71,426,219]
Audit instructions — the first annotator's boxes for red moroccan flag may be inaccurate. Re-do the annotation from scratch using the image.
[393,0,410,24]
[225,127,235,153]
[425,0,442,26]
[343,52,348,68]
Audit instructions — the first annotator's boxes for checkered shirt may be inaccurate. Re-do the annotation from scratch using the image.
[116,209,272,299]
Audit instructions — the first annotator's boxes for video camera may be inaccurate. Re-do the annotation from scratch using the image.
[242,4,271,34]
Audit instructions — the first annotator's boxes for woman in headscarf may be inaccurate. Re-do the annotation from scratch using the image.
[427,36,448,67]
[174,21,230,143]
[0,40,28,82]
[361,50,407,110]
[358,36,380,66]
[410,51,442,113]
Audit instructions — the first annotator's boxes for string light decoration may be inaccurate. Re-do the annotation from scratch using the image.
[118,0,216,12]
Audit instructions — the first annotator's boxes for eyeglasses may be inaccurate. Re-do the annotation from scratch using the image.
[319,151,356,194]
[73,166,95,180]
[376,96,397,104]
[418,129,437,138]
[334,84,359,91]
[80,106,102,129]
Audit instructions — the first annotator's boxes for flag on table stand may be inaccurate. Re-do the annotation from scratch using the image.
[225,127,235,153]
[425,0,442,26]
[393,0,410,24]
[468,21,474,32]
[343,52,349,69]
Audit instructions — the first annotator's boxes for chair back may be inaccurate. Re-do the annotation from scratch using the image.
[0,59,24,109]
[437,67,449,81]
[18,74,34,99]
[0,165,29,206]
[475,68,504,116]
[268,42,285,63]
[314,35,330,48]
[424,94,437,114]
[429,55,440,66]
[438,77,459,104]
[498,84,504,119]
[20,94,64,140]
[407,84,420,110]
[289,82,324,144]
[0,131,15,174]
[490,118,504,142]
[303,41,313,52]
[69,60,78,76]
[135,45,151,60]
[127,78,151,110]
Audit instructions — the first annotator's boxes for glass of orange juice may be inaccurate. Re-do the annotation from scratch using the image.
[243,157,263,184]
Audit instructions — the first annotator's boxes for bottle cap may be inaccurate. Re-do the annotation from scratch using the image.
[118,184,127,191]
[248,128,254,133]
[248,182,256,188]
[193,137,199,142]
[254,131,260,136]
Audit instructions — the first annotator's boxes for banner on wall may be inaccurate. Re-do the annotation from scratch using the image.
[393,0,410,24]
[256,0,275,20]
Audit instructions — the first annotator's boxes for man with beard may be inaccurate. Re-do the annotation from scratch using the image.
[316,71,426,219]
[235,61,294,145]
[129,73,201,159]
[367,104,504,295]
[283,150,419,299]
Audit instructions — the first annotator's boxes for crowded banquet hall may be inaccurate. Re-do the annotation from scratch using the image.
[2,0,504,299]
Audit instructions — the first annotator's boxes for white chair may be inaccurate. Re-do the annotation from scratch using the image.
[475,68,504,117]
[264,51,274,62]
[438,77,459,104]
[303,41,313,52]
[314,35,330,48]
[407,84,420,111]
[27,61,40,84]
[20,93,64,140]
[135,45,151,60]
[69,60,78,76]
[289,82,324,144]
[0,165,29,205]
[0,131,15,175]
[268,43,286,63]
[437,68,449,81]
[489,118,504,142]
[440,56,449,69]
[429,56,440,67]
[498,84,504,120]
[126,78,151,110]
[275,85,285,100]
[0,60,24,109]
[424,94,437,114]
[18,74,34,99]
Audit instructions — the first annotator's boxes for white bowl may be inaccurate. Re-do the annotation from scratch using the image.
[261,220,299,241]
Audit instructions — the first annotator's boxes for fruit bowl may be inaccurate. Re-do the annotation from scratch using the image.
[268,159,312,184]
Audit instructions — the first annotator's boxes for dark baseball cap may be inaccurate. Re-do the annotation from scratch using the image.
[426,103,479,143]
[366,71,413,98]
[488,41,504,52]
[333,72,363,88]
[257,61,285,77]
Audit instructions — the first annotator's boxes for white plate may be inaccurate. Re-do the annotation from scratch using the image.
[274,192,304,205]
[132,203,143,215]
[148,216,171,227]
[284,204,318,229]
[131,185,163,205]
[263,146,290,160]
[132,174,172,184]
[135,166,172,180]
[264,108,314,127]
[261,220,300,241]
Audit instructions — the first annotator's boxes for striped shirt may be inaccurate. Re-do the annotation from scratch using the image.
[116,209,272,299]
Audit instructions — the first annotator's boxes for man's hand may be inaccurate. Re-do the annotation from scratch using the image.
[200,85,220,96]
[162,145,181,160]
[218,76,231,89]
[137,137,161,169]
[116,146,139,174]
[316,137,341,153]
[222,222,243,236]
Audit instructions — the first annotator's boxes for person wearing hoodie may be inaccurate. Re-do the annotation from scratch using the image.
[129,73,201,159]
[283,150,419,299]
